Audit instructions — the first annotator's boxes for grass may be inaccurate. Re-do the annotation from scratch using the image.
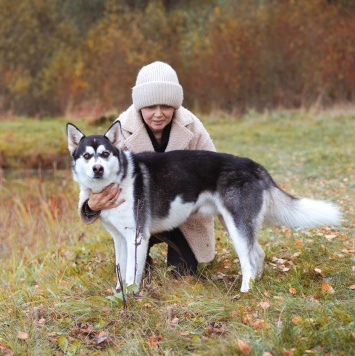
[0,116,110,170]
[0,108,354,355]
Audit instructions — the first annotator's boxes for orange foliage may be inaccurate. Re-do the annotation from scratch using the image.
[0,0,354,116]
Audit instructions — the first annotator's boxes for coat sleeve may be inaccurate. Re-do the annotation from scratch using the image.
[79,200,101,225]
[78,190,100,225]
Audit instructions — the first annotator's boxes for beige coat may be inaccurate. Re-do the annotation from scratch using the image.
[79,104,216,263]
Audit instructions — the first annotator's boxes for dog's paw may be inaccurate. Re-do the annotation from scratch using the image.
[240,278,255,293]
[115,282,139,295]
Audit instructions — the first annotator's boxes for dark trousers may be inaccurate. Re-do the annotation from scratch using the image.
[148,228,198,275]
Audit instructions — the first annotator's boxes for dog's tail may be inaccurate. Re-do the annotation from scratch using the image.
[265,187,341,229]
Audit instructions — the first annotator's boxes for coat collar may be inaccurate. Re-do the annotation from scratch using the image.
[119,105,195,152]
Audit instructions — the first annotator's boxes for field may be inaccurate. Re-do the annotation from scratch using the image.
[0,109,354,355]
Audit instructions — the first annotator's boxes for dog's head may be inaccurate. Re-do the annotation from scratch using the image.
[66,121,123,191]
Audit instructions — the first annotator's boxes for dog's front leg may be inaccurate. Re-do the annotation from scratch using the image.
[125,232,149,289]
[112,235,127,290]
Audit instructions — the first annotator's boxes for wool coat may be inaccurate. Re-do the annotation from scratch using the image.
[79,104,216,263]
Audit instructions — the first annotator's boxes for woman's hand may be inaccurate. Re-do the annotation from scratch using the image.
[88,183,125,211]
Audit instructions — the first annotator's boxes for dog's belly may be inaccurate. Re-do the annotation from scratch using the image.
[150,193,217,234]
[150,196,195,234]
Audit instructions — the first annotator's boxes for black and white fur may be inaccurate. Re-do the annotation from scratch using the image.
[67,121,341,292]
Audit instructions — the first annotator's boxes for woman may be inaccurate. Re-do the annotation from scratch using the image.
[79,61,216,275]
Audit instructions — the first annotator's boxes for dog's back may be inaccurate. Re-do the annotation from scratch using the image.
[130,150,273,230]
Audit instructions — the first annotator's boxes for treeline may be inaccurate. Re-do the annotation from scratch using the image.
[0,0,354,117]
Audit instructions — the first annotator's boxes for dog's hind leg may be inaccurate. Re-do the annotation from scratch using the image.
[250,241,265,278]
[221,211,256,292]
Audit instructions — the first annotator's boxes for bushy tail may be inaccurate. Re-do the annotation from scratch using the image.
[265,187,341,229]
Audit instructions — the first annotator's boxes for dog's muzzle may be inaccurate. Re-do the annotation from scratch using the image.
[93,164,104,178]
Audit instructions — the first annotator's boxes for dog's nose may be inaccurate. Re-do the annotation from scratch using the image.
[93,164,104,176]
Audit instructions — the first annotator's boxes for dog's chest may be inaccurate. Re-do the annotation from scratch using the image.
[100,200,136,233]
[100,179,136,231]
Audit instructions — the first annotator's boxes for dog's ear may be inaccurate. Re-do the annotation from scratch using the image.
[104,120,123,148]
[67,123,85,156]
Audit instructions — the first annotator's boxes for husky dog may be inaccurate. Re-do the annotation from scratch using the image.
[67,121,341,292]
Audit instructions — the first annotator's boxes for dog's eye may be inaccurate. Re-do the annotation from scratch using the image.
[83,153,92,160]
[102,151,110,158]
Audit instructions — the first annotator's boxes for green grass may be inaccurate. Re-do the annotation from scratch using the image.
[0,109,354,355]
[0,116,110,170]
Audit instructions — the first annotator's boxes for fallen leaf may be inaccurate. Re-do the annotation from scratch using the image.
[148,335,162,347]
[0,341,14,356]
[322,283,335,294]
[278,265,290,272]
[171,317,179,325]
[96,331,108,344]
[291,252,301,259]
[1,349,14,356]
[17,332,28,340]
[72,323,94,336]
[289,287,297,295]
[237,339,252,354]
[349,284,355,290]
[273,296,283,301]
[282,350,293,356]
[191,335,200,342]
[0,341,9,348]
[294,239,303,247]
[284,228,292,237]
[252,319,269,329]
[58,336,68,353]
[292,316,302,324]
[242,314,253,325]
[204,321,226,335]
[259,301,271,309]
[272,257,287,264]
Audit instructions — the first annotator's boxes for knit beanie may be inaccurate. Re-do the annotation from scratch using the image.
[132,61,184,110]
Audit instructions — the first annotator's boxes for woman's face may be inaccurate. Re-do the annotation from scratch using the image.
[141,105,175,138]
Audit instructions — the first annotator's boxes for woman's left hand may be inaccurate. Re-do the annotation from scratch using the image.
[88,183,125,211]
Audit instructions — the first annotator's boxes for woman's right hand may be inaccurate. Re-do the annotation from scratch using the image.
[88,183,125,211]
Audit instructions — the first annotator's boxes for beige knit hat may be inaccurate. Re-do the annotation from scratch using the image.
[132,61,183,110]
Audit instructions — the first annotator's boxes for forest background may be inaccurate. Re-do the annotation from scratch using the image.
[0,0,355,118]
